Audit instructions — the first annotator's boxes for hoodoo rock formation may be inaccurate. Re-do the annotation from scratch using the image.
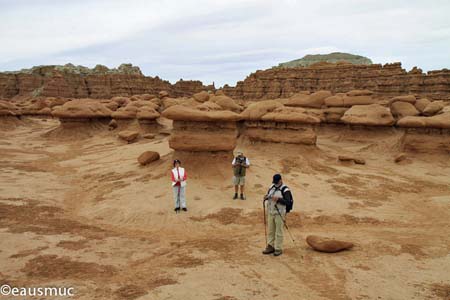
[223,63,450,100]
[241,101,319,145]
[162,105,241,152]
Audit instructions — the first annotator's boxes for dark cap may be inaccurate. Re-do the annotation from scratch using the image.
[272,174,282,184]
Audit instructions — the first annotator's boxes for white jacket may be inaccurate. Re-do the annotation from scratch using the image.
[171,167,187,187]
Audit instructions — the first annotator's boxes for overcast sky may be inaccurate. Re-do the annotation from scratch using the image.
[1,0,450,86]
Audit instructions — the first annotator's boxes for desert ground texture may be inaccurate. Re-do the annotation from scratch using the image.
[1,116,449,300]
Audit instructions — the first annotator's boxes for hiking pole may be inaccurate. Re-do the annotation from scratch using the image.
[274,204,296,243]
[263,198,268,246]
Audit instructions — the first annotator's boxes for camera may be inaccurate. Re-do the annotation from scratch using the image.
[235,156,246,165]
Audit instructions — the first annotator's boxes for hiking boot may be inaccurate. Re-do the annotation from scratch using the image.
[240,194,246,200]
[182,207,187,212]
[274,249,283,256]
[174,207,180,213]
[262,245,275,255]
[233,193,238,200]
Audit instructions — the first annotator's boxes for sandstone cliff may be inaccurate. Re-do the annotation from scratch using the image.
[223,63,450,100]
[0,64,209,99]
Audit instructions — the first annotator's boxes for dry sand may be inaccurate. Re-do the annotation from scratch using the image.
[1,117,449,300]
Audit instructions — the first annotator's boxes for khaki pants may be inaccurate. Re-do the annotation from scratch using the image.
[267,213,284,251]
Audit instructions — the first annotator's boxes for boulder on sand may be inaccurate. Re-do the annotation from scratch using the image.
[137,151,160,165]
[341,104,395,126]
[118,130,139,143]
[306,235,354,253]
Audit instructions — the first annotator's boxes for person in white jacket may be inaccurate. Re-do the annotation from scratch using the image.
[171,159,187,213]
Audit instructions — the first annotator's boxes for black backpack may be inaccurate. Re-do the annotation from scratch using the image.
[268,184,294,213]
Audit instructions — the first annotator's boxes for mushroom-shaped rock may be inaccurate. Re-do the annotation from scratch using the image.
[389,95,417,104]
[341,104,395,126]
[240,100,283,120]
[260,107,321,123]
[52,100,112,119]
[100,100,119,111]
[347,90,374,97]
[401,112,450,129]
[163,105,240,152]
[423,101,444,116]
[162,97,180,109]
[390,101,419,119]
[111,96,131,107]
[342,95,376,107]
[138,151,160,165]
[193,91,210,103]
[128,100,159,110]
[286,91,331,108]
[324,95,345,107]
[136,106,160,120]
[323,107,348,123]
[162,105,241,122]
[209,95,242,112]
[197,101,223,111]
[306,235,354,253]
[414,98,431,113]
[118,130,139,143]
[111,105,138,119]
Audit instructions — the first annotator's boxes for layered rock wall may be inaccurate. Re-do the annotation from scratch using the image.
[223,63,450,100]
[0,65,208,99]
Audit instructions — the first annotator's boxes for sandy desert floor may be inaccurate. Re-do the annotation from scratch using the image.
[1,117,449,300]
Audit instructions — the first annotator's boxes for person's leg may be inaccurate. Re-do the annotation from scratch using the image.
[180,186,187,210]
[173,186,180,210]
[233,176,239,199]
[239,177,246,200]
[263,213,276,254]
[274,214,284,255]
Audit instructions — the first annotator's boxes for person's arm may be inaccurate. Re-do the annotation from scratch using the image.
[171,171,176,182]
[277,189,292,206]
[183,170,187,181]
[243,158,250,168]
[232,158,237,167]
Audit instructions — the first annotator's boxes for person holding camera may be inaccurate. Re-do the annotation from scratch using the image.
[232,150,250,200]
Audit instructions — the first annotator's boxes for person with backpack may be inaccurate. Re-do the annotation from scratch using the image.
[171,159,187,213]
[231,150,250,200]
[262,174,293,256]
